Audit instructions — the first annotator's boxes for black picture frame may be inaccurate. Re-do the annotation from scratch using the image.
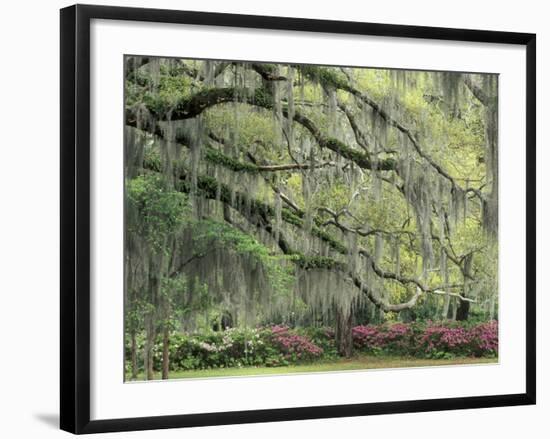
[60,4,536,434]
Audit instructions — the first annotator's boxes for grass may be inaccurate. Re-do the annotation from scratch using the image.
[126,354,497,381]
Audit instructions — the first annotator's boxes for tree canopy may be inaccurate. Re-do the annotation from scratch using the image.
[123,56,498,378]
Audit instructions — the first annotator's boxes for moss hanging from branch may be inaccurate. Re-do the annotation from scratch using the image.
[125,56,495,326]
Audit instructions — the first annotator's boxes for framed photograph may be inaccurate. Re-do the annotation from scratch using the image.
[60,4,536,434]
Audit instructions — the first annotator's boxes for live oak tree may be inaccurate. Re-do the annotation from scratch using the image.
[124,56,498,376]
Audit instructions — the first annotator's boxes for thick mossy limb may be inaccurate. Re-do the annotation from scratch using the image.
[204,147,259,174]
[292,254,346,271]
[321,138,396,171]
[127,84,396,172]
[298,65,350,91]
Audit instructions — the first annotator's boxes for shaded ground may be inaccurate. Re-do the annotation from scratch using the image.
[126,354,497,381]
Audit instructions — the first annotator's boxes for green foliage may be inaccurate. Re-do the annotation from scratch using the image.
[126,174,189,252]
[159,275,190,330]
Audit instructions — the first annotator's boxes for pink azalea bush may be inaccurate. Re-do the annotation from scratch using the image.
[353,321,498,358]
[468,321,499,356]
[352,323,416,355]
[419,325,473,356]
[127,320,497,373]
[269,325,324,361]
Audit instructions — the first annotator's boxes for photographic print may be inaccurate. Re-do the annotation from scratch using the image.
[124,56,499,382]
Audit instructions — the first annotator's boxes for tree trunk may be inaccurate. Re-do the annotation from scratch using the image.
[335,309,353,358]
[489,291,497,320]
[143,311,155,380]
[145,264,162,381]
[442,293,451,320]
[144,314,155,380]
[457,254,473,321]
[456,300,470,321]
[130,331,138,380]
[450,298,457,320]
[162,326,170,380]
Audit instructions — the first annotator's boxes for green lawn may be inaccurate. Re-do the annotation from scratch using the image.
[126,354,497,381]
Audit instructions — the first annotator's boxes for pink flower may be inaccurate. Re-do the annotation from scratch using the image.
[270,326,323,359]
